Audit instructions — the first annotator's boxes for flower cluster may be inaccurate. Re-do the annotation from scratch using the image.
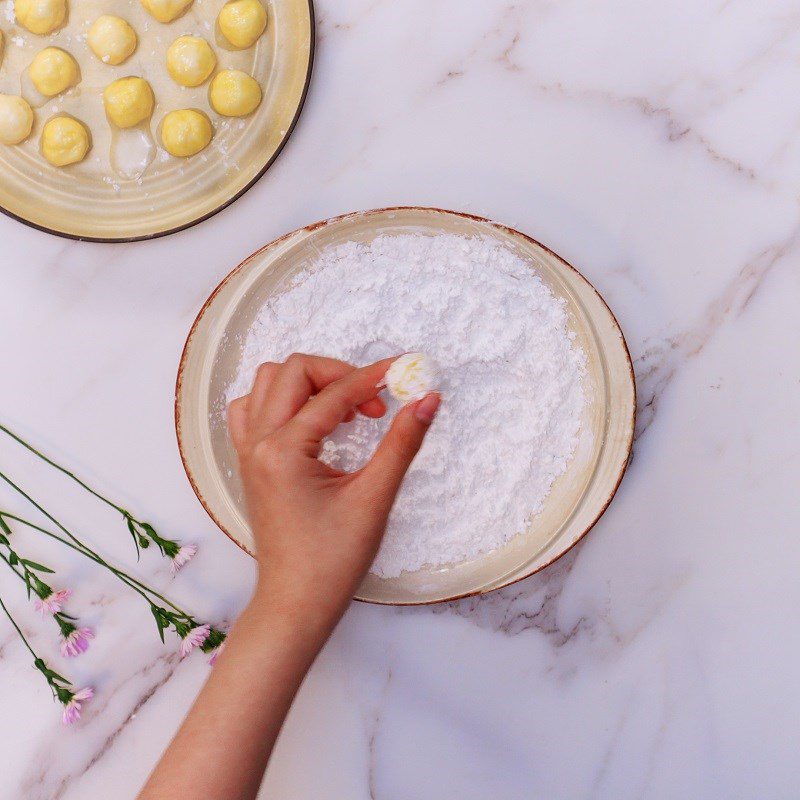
[0,523,96,659]
[124,514,197,575]
[151,606,227,661]
[0,421,197,574]
[0,422,228,725]
[34,658,93,725]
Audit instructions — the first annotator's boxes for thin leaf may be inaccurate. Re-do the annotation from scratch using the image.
[150,605,167,643]
[126,516,141,559]
[21,559,55,574]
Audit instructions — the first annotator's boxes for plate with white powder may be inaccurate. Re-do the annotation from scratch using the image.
[176,207,635,604]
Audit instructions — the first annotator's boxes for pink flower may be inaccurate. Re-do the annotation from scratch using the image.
[62,687,93,726]
[208,641,226,666]
[60,627,95,658]
[170,544,198,575]
[34,589,72,616]
[180,623,210,658]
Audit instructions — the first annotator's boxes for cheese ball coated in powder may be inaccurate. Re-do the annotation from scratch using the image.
[166,36,216,87]
[160,109,212,157]
[88,16,137,65]
[41,116,90,166]
[29,47,79,97]
[217,0,266,49]
[15,0,66,34]
[103,77,154,128]
[0,94,34,145]
[385,353,440,404]
[209,70,261,117]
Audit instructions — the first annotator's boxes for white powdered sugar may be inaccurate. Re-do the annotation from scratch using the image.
[226,233,587,578]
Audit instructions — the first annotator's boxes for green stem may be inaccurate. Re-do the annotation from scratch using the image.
[0,497,190,619]
[0,423,134,520]
[4,512,190,618]
[0,592,38,660]
[0,550,27,585]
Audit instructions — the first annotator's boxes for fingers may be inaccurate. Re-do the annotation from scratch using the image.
[227,395,250,455]
[359,392,441,503]
[248,354,354,441]
[287,357,396,445]
[246,361,280,439]
[232,354,390,449]
[359,397,387,418]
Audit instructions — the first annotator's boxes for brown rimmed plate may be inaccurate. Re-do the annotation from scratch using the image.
[0,0,314,241]
[175,207,636,605]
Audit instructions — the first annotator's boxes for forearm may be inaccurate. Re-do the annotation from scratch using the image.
[138,584,331,800]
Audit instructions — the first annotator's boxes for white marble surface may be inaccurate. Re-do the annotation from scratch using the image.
[1,0,799,797]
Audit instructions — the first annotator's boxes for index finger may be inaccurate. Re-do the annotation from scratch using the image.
[285,357,396,445]
[247,354,386,444]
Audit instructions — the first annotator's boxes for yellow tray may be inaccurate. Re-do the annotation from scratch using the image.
[176,208,636,605]
[0,0,313,241]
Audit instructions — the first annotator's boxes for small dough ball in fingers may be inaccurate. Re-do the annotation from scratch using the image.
[88,16,137,65]
[209,70,261,117]
[140,0,193,24]
[41,116,90,166]
[385,353,440,404]
[160,109,212,157]
[217,0,266,49]
[0,94,34,145]
[166,36,216,87]
[103,77,154,129]
[29,47,80,97]
[15,0,66,34]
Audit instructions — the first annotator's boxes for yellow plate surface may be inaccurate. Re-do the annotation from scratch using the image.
[0,0,313,240]
[176,208,636,605]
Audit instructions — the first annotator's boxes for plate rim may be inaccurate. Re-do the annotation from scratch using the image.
[0,0,316,244]
[174,206,637,605]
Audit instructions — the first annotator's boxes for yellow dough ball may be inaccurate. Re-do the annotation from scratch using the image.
[88,16,137,65]
[140,0,193,24]
[41,116,90,166]
[160,109,212,157]
[217,0,266,49]
[0,94,34,145]
[14,0,66,34]
[29,47,79,97]
[166,36,216,87]
[103,77,154,129]
[209,70,261,117]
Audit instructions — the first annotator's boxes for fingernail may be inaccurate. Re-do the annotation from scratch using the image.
[414,393,441,425]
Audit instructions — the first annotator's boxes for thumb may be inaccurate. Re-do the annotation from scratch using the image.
[358,392,441,505]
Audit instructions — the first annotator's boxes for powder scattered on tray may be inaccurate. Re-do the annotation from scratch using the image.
[227,233,587,578]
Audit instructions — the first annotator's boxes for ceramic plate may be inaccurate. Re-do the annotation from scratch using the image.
[175,207,636,604]
[0,0,313,241]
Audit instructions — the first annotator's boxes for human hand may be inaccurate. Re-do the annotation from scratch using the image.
[228,354,440,635]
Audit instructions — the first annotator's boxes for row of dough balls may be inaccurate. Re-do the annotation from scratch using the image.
[0,39,262,163]
[12,0,266,46]
[0,70,261,162]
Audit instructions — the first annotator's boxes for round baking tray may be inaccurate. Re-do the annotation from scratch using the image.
[0,0,314,241]
[175,207,636,605]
